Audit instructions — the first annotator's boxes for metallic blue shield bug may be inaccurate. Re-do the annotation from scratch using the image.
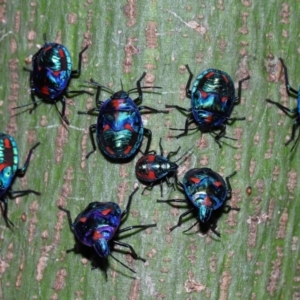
[157,168,239,237]
[15,34,92,124]
[58,187,156,274]
[78,73,168,161]
[167,66,250,147]
[0,133,40,227]
[135,138,191,196]
[266,58,300,151]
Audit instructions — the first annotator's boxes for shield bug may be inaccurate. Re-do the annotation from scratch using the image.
[15,34,92,124]
[0,133,40,227]
[135,138,191,196]
[167,66,250,147]
[58,187,156,274]
[157,168,239,237]
[266,58,300,151]
[78,73,168,161]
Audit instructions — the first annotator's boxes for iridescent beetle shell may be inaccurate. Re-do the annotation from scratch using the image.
[167,65,250,147]
[190,69,236,130]
[157,167,238,236]
[15,35,90,124]
[135,139,189,196]
[31,42,73,100]
[59,187,156,273]
[0,133,40,227]
[73,202,122,258]
[183,168,229,222]
[80,73,168,161]
[136,154,178,183]
[0,134,19,198]
[97,92,144,159]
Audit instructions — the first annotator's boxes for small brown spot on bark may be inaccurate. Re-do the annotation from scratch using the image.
[276,208,288,239]
[267,246,283,296]
[185,272,206,293]
[145,21,158,49]
[287,169,297,193]
[123,0,137,27]
[129,279,140,300]
[14,11,20,32]
[122,37,139,74]
[53,268,67,291]
[238,12,249,35]
[67,13,77,24]
[219,271,231,299]
[280,3,290,24]
[241,0,252,7]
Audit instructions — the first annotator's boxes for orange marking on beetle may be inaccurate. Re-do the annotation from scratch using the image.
[203,196,212,206]
[103,124,110,132]
[214,181,222,187]
[205,115,213,123]
[124,145,132,154]
[124,123,133,131]
[221,96,227,102]
[106,147,115,155]
[222,74,229,83]
[40,86,50,95]
[206,72,214,78]
[58,48,65,58]
[147,154,156,162]
[200,89,208,98]
[79,217,87,223]
[101,208,111,216]
[92,231,102,241]
[190,177,201,184]
[3,138,11,149]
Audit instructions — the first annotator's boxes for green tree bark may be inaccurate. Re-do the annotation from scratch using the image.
[1,0,300,299]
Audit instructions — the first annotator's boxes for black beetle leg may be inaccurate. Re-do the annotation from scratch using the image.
[86,124,97,159]
[143,128,152,154]
[185,64,194,98]
[71,45,89,77]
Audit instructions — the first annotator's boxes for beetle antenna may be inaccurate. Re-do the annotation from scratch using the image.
[173,146,193,164]
[127,86,162,94]
[13,99,42,110]
[120,80,124,91]
[182,220,199,233]
[109,253,136,273]
[86,79,114,94]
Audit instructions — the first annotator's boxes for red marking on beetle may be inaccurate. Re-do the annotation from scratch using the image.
[222,74,229,83]
[44,46,53,52]
[221,96,227,102]
[206,72,214,78]
[103,124,110,132]
[214,181,222,187]
[205,115,213,123]
[200,89,208,98]
[52,71,61,76]
[40,86,50,95]
[101,208,111,216]
[190,177,201,184]
[59,48,65,59]
[124,124,133,131]
[147,154,156,162]
[202,196,212,206]
[111,99,122,109]
[145,170,156,180]
[92,231,102,241]
[3,138,11,149]
[106,147,115,155]
[124,145,132,154]
[79,217,87,223]
[0,163,9,172]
